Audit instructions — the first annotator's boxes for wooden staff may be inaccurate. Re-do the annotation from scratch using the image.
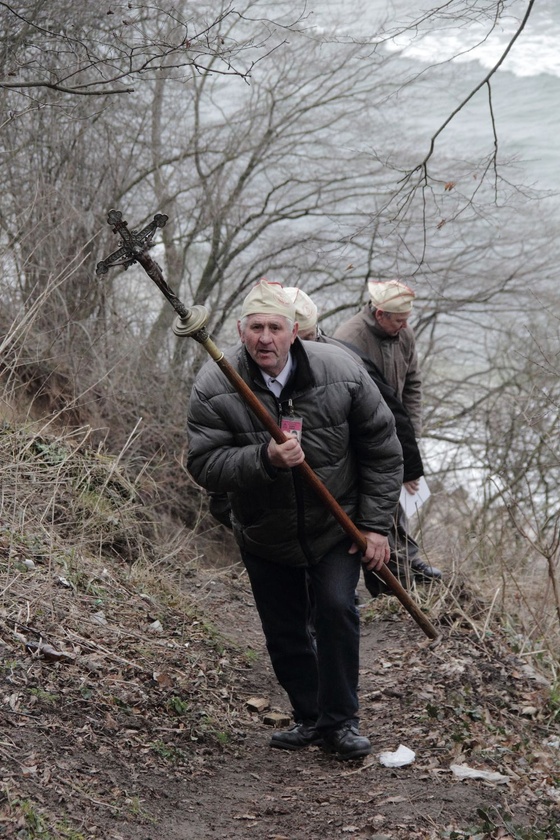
[97,210,440,641]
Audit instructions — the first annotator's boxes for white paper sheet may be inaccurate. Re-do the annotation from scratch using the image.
[399,475,431,517]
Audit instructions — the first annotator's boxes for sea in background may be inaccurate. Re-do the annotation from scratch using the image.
[312,0,560,200]
[308,0,559,499]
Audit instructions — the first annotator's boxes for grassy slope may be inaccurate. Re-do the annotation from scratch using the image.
[1,420,559,839]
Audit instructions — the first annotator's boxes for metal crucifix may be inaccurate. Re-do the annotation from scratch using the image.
[97,209,440,641]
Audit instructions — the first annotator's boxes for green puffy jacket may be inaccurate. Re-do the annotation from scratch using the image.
[187,338,403,566]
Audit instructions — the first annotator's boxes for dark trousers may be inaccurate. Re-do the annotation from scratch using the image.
[394,504,421,562]
[241,539,361,731]
[363,504,420,596]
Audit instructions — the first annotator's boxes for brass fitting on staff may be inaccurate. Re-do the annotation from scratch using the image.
[172,305,210,337]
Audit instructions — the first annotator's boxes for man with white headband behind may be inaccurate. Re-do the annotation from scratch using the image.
[291,282,441,587]
[335,279,422,437]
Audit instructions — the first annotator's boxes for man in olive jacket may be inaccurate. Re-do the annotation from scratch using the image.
[187,279,403,760]
[333,280,422,436]
[283,285,429,597]
[334,280,441,584]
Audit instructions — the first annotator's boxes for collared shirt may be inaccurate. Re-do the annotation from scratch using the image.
[262,353,294,398]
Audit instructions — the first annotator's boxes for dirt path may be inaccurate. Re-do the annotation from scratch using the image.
[2,558,558,840]
[144,565,559,840]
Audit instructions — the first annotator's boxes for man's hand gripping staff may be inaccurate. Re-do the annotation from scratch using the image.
[96,209,440,641]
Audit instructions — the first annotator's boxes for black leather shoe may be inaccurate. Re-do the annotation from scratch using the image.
[270,722,323,751]
[410,558,442,581]
[321,724,371,760]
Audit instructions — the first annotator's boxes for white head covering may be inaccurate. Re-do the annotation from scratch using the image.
[367,280,415,313]
[241,279,296,321]
[283,287,318,330]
